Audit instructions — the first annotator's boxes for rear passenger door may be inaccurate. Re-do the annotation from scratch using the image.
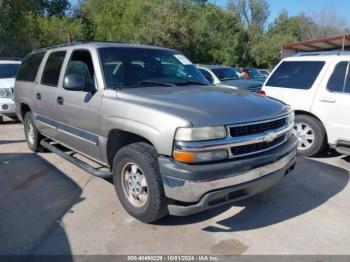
[55,49,103,162]
[313,60,350,145]
[35,50,67,139]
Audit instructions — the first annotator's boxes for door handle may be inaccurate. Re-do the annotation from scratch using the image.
[319,97,336,103]
[57,96,64,105]
[36,93,41,100]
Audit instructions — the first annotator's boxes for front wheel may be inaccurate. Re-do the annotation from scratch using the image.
[293,114,327,157]
[112,142,168,223]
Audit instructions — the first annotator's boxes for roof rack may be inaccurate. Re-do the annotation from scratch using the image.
[32,40,126,52]
[294,50,350,57]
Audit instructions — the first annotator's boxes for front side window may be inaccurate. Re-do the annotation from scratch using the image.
[16,52,45,82]
[327,62,348,93]
[0,63,20,79]
[98,47,209,89]
[212,67,241,81]
[266,61,325,89]
[41,51,66,87]
[65,50,95,86]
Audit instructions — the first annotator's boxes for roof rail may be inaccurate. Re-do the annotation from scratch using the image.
[294,50,350,57]
[32,40,126,53]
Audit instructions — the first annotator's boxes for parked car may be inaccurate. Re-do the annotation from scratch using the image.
[0,59,21,123]
[262,52,350,156]
[259,69,270,77]
[197,64,264,94]
[242,67,267,83]
[15,42,297,223]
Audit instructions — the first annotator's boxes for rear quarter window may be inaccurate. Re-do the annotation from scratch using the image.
[266,61,325,90]
[16,52,45,82]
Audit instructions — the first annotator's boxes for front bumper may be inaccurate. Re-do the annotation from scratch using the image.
[0,98,16,116]
[159,135,298,216]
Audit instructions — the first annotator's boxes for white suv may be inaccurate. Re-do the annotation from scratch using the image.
[262,52,350,156]
[0,59,21,123]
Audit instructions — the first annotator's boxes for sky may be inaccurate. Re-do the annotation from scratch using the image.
[69,0,350,26]
[210,0,350,25]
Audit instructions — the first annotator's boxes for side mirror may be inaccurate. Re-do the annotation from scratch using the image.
[63,74,94,92]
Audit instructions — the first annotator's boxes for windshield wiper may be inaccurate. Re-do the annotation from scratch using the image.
[123,80,176,87]
[175,80,208,86]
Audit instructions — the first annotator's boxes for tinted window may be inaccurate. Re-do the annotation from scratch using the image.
[16,52,45,82]
[246,68,265,78]
[327,62,348,93]
[65,50,95,86]
[199,69,214,83]
[266,61,325,89]
[41,51,66,86]
[98,47,209,89]
[211,67,241,81]
[345,71,350,94]
[0,63,20,79]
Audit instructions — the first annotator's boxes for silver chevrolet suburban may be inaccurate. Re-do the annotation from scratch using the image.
[14,42,297,223]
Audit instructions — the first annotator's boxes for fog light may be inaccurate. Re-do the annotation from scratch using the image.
[2,104,9,110]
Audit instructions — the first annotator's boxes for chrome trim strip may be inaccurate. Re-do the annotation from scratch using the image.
[36,115,99,146]
[175,123,292,153]
[163,151,296,202]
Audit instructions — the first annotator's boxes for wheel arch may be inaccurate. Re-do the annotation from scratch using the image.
[106,129,156,169]
[19,103,32,122]
[294,110,328,142]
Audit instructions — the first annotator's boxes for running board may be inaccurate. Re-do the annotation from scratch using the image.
[40,139,112,178]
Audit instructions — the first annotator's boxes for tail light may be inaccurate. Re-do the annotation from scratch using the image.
[258,89,266,96]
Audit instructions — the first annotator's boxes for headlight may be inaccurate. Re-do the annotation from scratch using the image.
[173,149,228,163]
[0,88,13,99]
[175,126,227,141]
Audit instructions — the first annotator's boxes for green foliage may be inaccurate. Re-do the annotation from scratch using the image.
[0,0,349,68]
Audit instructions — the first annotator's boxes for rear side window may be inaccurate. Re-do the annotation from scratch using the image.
[327,62,348,93]
[266,61,325,89]
[16,52,45,82]
[41,51,66,87]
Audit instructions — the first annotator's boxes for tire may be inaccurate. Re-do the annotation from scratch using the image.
[0,115,3,123]
[293,114,327,157]
[24,112,44,152]
[112,142,168,223]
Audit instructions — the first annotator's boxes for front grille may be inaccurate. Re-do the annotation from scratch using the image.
[231,135,286,157]
[229,117,287,137]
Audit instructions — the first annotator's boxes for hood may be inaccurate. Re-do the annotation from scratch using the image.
[220,79,262,90]
[116,85,289,126]
[0,78,15,89]
[249,77,266,83]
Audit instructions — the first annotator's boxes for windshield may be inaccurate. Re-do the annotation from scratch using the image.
[98,47,209,89]
[211,67,242,81]
[0,63,20,79]
[247,68,265,78]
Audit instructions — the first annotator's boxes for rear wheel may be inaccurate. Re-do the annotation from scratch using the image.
[24,112,44,152]
[293,114,327,157]
[112,142,168,223]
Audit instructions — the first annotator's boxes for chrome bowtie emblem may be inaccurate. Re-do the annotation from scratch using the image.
[264,132,278,142]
